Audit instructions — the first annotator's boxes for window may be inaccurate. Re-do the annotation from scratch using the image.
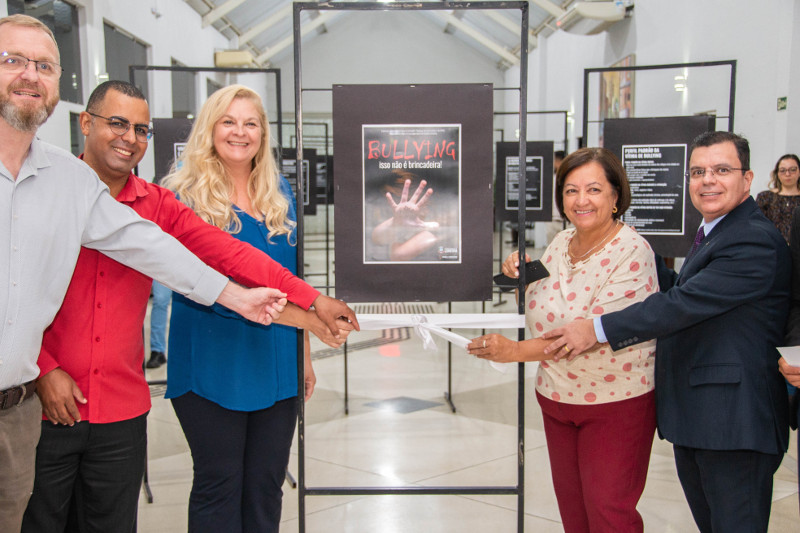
[171,59,196,119]
[7,0,83,104]
[207,78,223,99]
[69,111,83,156]
[103,22,148,99]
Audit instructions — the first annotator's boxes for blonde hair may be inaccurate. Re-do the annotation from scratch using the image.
[162,84,294,240]
[0,14,59,57]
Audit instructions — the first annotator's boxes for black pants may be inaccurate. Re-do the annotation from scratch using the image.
[673,444,782,533]
[172,392,297,533]
[22,413,147,533]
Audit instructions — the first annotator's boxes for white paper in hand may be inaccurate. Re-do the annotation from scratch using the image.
[777,346,800,367]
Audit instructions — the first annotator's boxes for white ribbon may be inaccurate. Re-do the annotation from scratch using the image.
[357,313,526,350]
[357,313,526,373]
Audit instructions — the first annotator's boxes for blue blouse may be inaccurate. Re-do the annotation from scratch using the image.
[165,178,299,411]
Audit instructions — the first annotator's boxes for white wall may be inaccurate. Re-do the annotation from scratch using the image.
[510,0,800,194]
[785,2,800,157]
[0,0,234,179]
[272,11,506,117]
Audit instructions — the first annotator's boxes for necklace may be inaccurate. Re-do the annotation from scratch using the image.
[568,220,621,261]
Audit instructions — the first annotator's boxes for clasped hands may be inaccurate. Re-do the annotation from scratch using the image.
[220,281,360,340]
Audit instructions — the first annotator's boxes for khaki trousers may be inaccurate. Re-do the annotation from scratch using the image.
[0,395,42,533]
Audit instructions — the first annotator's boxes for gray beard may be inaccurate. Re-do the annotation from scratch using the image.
[0,100,50,132]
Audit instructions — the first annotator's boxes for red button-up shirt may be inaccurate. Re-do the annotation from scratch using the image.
[37,171,319,423]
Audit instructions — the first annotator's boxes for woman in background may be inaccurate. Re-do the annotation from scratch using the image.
[756,153,800,242]
[163,84,350,533]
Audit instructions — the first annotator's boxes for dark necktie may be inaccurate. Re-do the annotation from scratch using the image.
[687,226,705,258]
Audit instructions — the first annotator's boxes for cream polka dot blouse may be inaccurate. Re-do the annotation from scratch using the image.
[527,223,658,405]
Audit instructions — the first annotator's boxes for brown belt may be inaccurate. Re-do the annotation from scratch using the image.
[0,381,36,410]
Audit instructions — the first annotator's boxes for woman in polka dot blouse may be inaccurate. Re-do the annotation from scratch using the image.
[468,147,658,533]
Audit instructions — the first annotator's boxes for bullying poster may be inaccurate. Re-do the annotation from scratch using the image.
[333,83,492,302]
[362,124,461,264]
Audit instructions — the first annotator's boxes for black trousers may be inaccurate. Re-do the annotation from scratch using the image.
[673,444,782,533]
[22,413,147,533]
[172,392,297,533]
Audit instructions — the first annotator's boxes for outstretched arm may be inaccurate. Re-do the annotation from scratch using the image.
[215,282,286,326]
[151,187,321,310]
[466,334,555,363]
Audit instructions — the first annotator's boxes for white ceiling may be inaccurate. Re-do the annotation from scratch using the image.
[185,0,575,70]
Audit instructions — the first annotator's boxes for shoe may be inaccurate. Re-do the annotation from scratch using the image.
[146,351,166,369]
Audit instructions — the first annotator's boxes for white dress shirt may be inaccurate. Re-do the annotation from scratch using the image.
[0,138,227,390]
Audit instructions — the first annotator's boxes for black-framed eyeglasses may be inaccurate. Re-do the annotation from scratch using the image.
[685,166,748,181]
[87,112,153,142]
[778,166,799,175]
[0,51,61,78]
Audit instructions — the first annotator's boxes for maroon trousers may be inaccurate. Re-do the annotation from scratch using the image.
[537,390,656,533]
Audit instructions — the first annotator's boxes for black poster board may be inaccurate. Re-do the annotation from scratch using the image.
[604,116,715,257]
[333,84,493,302]
[281,148,317,216]
[152,118,194,184]
[494,141,554,222]
[316,155,334,204]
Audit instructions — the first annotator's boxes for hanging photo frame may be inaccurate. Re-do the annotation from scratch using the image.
[333,83,493,302]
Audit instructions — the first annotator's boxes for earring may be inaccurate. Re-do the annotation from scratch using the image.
[612,206,618,214]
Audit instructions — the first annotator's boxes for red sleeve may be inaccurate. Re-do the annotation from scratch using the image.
[148,185,319,309]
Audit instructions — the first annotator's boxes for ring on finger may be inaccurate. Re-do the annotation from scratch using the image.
[563,345,572,353]
[483,340,487,348]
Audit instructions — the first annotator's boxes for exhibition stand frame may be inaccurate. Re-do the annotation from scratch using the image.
[293,3,531,532]
[282,121,333,293]
[581,60,737,144]
[581,60,736,257]
[492,110,568,306]
[128,64,284,146]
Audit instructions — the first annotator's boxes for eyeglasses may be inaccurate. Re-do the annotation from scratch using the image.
[685,166,748,180]
[87,112,153,142]
[0,52,61,78]
[778,166,799,175]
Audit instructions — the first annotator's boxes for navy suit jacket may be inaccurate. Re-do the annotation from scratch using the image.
[782,206,800,347]
[602,197,790,454]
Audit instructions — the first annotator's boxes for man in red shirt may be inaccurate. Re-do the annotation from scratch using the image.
[21,81,356,532]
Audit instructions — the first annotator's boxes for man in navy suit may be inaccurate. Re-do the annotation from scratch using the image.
[544,131,790,532]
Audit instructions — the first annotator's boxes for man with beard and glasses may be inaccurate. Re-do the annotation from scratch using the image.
[0,15,304,532]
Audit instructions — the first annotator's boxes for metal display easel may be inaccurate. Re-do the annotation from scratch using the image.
[293,3,530,532]
[282,121,332,293]
[128,64,284,147]
[491,110,569,308]
[581,60,737,142]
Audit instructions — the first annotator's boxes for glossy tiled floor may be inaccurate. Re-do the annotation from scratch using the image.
[138,224,800,532]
